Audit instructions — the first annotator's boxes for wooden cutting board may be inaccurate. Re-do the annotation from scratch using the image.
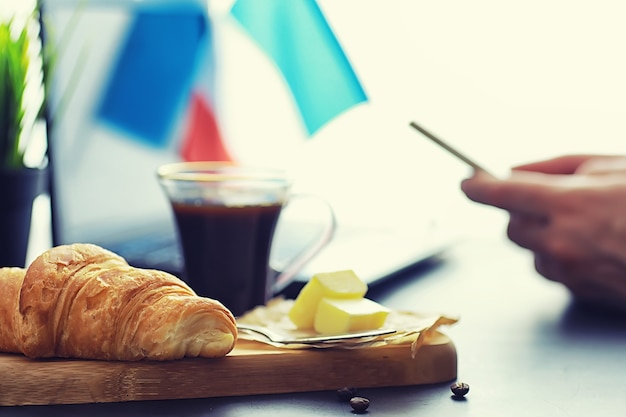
[0,332,456,406]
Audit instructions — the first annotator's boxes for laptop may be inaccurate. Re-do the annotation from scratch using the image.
[43,0,451,296]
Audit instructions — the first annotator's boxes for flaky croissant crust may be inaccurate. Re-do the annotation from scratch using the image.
[0,243,237,361]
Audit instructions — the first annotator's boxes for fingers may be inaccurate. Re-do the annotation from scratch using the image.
[533,252,591,293]
[506,213,549,250]
[462,154,626,215]
[507,210,590,262]
[575,155,626,175]
[513,154,626,175]
[461,171,556,216]
[513,155,598,174]
[533,252,626,311]
[533,253,562,283]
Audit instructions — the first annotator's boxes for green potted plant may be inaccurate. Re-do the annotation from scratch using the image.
[0,7,48,267]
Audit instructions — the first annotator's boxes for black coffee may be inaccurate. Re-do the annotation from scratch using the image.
[172,202,282,317]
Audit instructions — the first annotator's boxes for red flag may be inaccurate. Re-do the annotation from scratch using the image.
[180,92,232,162]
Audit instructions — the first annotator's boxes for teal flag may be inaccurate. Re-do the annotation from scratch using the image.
[230,0,368,135]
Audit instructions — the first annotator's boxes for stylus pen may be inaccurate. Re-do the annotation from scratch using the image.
[409,121,495,177]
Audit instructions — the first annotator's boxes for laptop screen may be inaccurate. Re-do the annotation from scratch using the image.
[42,0,454,284]
[44,1,207,247]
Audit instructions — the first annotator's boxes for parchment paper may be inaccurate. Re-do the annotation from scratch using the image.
[237,298,459,358]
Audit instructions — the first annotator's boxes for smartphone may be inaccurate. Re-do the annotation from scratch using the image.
[409,121,496,177]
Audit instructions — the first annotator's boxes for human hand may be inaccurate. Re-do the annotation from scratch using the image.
[461,155,626,312]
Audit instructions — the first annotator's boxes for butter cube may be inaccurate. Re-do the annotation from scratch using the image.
[288,270,368,329]
[314,297,390,335]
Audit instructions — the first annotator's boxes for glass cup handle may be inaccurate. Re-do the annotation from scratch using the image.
[272,194,336,294]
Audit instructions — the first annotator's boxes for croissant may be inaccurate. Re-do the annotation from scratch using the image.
[0,243,237,361]
[0,267,23,354]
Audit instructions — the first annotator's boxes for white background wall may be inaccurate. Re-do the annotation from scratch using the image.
[19,0,626,260]
[214,0,626,233]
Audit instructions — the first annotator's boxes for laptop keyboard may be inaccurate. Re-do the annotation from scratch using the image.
[104,220,446,294]
[103,233,183,275]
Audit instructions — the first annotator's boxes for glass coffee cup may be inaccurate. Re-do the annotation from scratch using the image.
[157,162,335,316]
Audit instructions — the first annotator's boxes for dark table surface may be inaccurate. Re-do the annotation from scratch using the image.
[4,234,626,416]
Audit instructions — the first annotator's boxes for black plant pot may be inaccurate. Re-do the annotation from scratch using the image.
[0,167,47,267]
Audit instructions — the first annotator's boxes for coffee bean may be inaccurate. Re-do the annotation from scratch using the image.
[349,396,370,413]
[450,382,470,398]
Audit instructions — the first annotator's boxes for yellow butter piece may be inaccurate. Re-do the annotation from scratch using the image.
[288,270,368,329]
[313,297,390,335]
